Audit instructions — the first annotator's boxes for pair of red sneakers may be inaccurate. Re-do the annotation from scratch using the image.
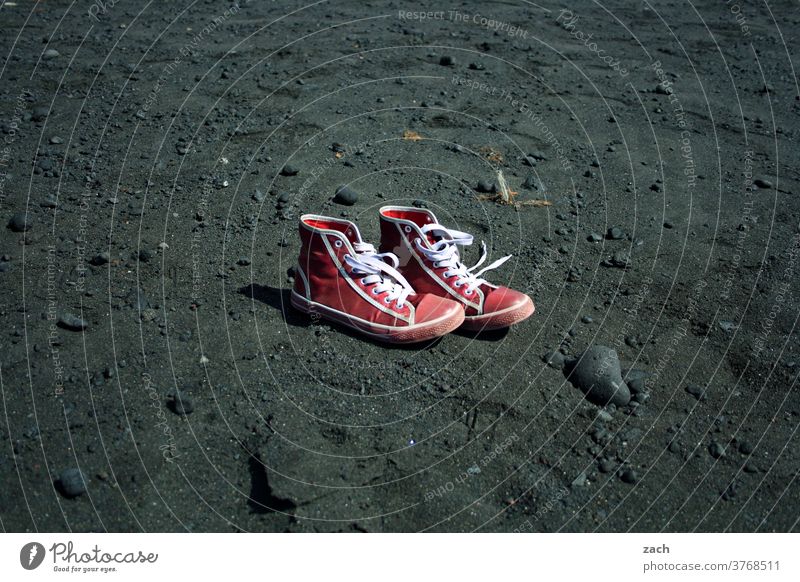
[290,206,535,343]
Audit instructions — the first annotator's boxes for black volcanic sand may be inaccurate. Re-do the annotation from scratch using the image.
[0,0,798,532]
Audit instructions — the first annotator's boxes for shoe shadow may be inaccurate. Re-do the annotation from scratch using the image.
[239,284,308,328]
[453,327,510,341]
[240,284,441,351]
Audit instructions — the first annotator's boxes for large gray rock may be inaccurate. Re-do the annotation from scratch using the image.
[565,346,631,407]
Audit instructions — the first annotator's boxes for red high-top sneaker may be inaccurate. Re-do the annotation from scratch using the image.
[291,214,465,343]
[379,206,535,331]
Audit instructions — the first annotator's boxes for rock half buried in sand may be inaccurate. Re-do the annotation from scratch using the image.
[565,345,631,407]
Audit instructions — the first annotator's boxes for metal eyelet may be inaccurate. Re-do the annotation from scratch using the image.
[372,288,379,295]
[453,281,462,288]
[384,297,391,303]
[465,289,473,296]
[360,278,368,285]
[334,240,343,248]
[404,226,412,233]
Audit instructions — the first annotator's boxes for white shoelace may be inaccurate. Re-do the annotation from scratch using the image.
[414,224,511,295]
[344,242,415,308]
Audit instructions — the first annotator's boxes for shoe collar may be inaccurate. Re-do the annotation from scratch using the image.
[300,214,363,253]
[379,205,440,246]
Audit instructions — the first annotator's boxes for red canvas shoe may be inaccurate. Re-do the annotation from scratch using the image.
[379,206,535,331]
[291,214,465,343]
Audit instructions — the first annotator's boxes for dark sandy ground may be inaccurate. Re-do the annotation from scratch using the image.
[0,0,798,532]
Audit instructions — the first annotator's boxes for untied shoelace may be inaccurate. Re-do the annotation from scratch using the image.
[414,224,511,295]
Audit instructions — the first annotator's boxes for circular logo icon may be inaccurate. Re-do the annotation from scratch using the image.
[20,542,46,570]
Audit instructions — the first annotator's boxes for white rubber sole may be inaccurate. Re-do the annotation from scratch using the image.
[460,296,535,331]
[290,291,464,343]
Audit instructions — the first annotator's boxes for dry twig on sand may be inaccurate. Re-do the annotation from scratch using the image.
[477,170,552,209]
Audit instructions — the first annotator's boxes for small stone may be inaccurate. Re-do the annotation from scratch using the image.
[622,369,648,394]
[439,55,455,66]
[58,314,88,331]
[169,391,194,415]
[686,383,707,401]
[43,49,60,60]
[252,189,266,202]
[708,441,726,459]
[237,257,251,266]
[529,150,547,161]
[607,226,625,240]
[571,472,588,488]
[542,350,565,369]
[58,468,87,498]
[719,320,736,332]
[663,221,674,229]
[598,459,615,473]
[138,249,153,263]
[738,440,754,455]
[50,136,64,144]
[31,106,49,122]
[587,232,603,242]
[277,191,290,204]
[475,180,496,194]
[522,175,545,191]
[280,164,299,176]
[753,177,772,189]
[581,315,593,324]
[89,252,110,266]
[333,185,358,206]
[8,213,31,232]
[619,468,638,484]
[40,196,58,208]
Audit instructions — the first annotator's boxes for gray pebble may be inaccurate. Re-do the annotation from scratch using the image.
[475,180,496,194]
[622,369,648,394]
[753,177,772,189]
[58,468,87,498]
[599,459,615,473]
[334,185,358,206]
[439,55,455,66]
[58,314,88,331]
[708,441,726,459]
[43,49,60,60]
[8,213,31,232]
[542,350,565,369]
[169,391,194,415]
[607,226,625,240]
[280,164,299,176]
[685,383,707,401]
[587,232,603,242]
[252,189,266,202]
[619,468,638,484]
[581,315,593,324]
